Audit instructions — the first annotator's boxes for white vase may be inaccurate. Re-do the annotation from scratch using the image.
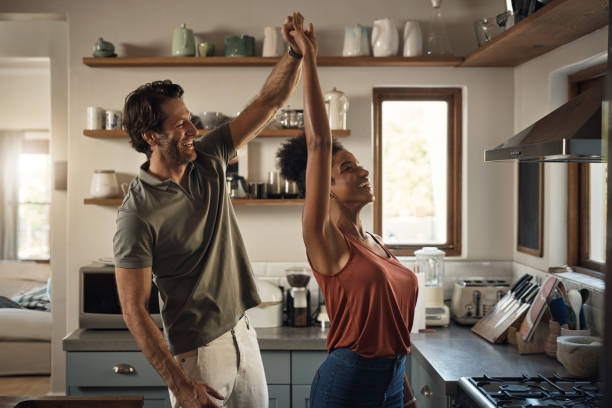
[371,18,399,57]
[342,24,370,57]
[262,26,285,57]
[403,21,423,57]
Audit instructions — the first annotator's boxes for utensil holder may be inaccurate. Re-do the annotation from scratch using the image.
[544,320,567,358]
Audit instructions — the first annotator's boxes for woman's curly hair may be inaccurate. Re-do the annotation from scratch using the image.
[276,135,344,197]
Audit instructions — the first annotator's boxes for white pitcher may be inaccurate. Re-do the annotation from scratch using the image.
[262,26,285,57]
[403,21,423,57]
[371,18,399,57]
[342,24,370,57]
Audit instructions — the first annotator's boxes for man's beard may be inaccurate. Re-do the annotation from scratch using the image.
[158,135,196,165]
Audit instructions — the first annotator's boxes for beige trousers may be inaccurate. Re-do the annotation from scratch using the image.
[169,315,268,408]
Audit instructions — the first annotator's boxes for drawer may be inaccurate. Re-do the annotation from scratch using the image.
[291,351,328,385]
[67,352,165,387]
[267,384,290,408]
[68,386,170,408]
[261,351,290,385]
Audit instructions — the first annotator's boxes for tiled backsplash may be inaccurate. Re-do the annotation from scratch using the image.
[251,260,604,336]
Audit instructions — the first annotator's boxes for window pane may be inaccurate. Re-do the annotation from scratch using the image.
[17,203,50,260]
[589,163,606,263]
[19,154,51,203]
[381,101,447,244]
[18,153,50,260]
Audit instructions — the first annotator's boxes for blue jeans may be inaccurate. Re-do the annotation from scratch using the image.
[309,348,406,408]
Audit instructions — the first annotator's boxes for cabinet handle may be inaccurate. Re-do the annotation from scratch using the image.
[113,363,136,375]
[420,385,433,398]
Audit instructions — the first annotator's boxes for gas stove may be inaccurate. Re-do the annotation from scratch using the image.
[456,374,601,407]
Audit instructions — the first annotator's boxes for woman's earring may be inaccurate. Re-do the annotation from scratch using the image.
[330,192,336,199]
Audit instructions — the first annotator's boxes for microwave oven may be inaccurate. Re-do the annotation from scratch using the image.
[79,265,162,329]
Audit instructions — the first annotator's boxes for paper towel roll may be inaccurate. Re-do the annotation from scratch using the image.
[411,272,426,334]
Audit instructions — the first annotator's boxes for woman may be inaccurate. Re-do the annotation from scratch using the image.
[278,13,419,408]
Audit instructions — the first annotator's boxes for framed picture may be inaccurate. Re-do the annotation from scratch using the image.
[517,162,544,256]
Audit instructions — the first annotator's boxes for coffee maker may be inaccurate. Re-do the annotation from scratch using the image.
[285,267,312,327]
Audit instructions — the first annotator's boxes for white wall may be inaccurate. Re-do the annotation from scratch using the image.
[0,0,519,392]
[513,28,608,271]
[0,15,68,394]
[0,58,50,129]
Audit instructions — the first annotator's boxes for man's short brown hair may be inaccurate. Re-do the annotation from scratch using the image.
[123,80,184,157]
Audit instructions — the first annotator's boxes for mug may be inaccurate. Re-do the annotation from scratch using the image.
[86,106,104,130]
[105,110,122,130]
[198,42,215,57]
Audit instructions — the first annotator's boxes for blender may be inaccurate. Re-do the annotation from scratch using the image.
[285,267,312,327]
[414,247,450,327]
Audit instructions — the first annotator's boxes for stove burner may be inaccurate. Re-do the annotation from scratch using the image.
[462,374,601,408]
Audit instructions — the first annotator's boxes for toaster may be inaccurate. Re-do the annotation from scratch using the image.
[451,278,510,325]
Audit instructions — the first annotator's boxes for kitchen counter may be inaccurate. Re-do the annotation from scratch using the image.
[64,323,567,395]
[63,326,329,351]
[409,324,568,394]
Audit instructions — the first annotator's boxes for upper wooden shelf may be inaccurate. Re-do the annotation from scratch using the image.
[82,56,464,67]
[84,197,304,206]
[83,129,350,139]
[462,0,608,67]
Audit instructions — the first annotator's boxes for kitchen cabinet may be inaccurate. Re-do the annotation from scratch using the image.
[66,351,170,408]
[410,355,451,408]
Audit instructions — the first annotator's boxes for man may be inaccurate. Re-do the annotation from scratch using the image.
[113,14,303,408]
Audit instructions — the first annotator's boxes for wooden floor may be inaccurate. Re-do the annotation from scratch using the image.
[0,376,50,396]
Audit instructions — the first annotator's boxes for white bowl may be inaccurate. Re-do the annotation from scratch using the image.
[556,335,601,377]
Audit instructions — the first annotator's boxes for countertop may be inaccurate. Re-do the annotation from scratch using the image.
[408,324,568,394]
[63,326,330,352]
[64,323,567,395]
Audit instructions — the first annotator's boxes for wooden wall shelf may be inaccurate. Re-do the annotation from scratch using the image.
[83,56,464,67]
[84,197,304,206]
[462,0,608,67]
[83,129,350,139]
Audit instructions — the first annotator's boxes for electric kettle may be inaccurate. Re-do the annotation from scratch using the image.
[324,88,349,130]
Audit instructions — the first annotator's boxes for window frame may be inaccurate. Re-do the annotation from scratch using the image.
[567,64,606,277]
[372,87,462,256]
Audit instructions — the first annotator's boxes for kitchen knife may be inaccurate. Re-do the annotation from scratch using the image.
[508,288,539,324]
[498,277,533,312]
[494,283,538,328]
[496,274,532,310]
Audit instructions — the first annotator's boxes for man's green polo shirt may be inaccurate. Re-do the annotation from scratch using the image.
[113,124,260,355]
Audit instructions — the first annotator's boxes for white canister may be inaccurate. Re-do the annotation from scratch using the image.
[403,21,423,57]
[262,26,285,57]
[90,169,120,198]
[324,87,349,130]
[86,106,105,130]
[105,110,122,130]
[342,24,370,57]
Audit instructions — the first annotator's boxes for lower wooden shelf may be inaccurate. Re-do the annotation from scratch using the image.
[84,197,304,206]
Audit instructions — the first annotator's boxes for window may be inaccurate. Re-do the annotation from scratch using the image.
[373,88,462,256]
[17,134,50,260]
[567,66,606,275]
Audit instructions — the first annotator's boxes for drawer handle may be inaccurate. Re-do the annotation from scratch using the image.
[113,363,136,375]
[421,385,433,398]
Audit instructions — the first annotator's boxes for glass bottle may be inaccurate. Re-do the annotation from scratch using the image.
[425,0,453,56]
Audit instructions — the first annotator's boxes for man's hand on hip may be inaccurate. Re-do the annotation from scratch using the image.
[175,378,224,408]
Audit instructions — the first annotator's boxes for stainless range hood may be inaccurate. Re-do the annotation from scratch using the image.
[485,84,605,163]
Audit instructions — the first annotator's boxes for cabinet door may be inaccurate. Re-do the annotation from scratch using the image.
[292,384,311,408]
[410,356,448,408]
[261,351,291,385]
[291,351,328,385]
[267,385,290,408]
